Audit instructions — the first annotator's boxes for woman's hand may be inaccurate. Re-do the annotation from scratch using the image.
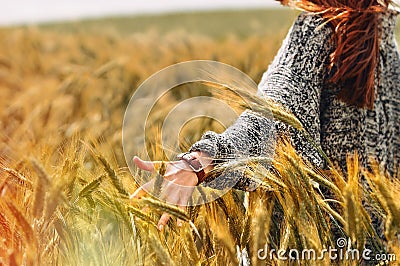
[130,152,212,231]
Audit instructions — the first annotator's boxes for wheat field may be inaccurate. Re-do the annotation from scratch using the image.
[0,9,399,266]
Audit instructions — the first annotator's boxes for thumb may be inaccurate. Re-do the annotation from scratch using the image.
[133,156,155,172]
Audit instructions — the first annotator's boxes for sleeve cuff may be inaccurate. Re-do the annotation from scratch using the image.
[189,132,219,158]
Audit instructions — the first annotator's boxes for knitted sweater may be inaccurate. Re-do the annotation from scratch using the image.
[190,11,400,191]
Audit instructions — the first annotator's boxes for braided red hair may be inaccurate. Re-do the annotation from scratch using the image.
[277,0,394,109]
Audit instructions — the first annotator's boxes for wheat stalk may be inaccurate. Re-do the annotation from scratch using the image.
[127,206,158,229]
[44,182,65,221]
[65,161,79,200]
[1,167,33,190]
[181,224,200,263]
[148,233,176,266]
[97,154,129,197]
[5,200,35,247]
[363,164,400,239]
[152,164,165,198]
[240,214,251,250]
[210,219,237,264]
[78,174,106,198]
[140,197,189,222]
[0,212,12,243]
[202,81,305,132]
[30,158,51,184]
[31,159,51,219]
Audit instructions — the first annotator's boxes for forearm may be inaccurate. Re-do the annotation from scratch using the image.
[190,110,275,160]
[189,110,275,191]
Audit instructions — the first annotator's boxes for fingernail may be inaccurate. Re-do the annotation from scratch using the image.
[158,224,164,231]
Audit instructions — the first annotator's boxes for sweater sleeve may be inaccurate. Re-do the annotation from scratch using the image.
[190,12,333,191]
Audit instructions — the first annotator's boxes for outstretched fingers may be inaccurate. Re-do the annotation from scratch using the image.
[158,213,170,231]
[131,157,194,231]
[133,156,155,172]
[157,206,187,230]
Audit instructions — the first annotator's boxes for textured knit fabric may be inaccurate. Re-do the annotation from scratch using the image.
[190,11,400,191]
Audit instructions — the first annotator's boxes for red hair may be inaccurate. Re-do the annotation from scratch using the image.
[277,0,393,109]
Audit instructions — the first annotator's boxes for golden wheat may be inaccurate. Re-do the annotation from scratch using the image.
[0,166,33,190]
[78,174,106,198]
[0,12,398,266]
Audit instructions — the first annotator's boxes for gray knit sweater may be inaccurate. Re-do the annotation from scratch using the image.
[190,11,400,191]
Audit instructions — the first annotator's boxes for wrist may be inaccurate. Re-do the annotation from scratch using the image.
[177,151,213,184]
[189,151,213,172]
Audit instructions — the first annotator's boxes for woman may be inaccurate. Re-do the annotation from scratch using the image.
[132,0,400,231]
